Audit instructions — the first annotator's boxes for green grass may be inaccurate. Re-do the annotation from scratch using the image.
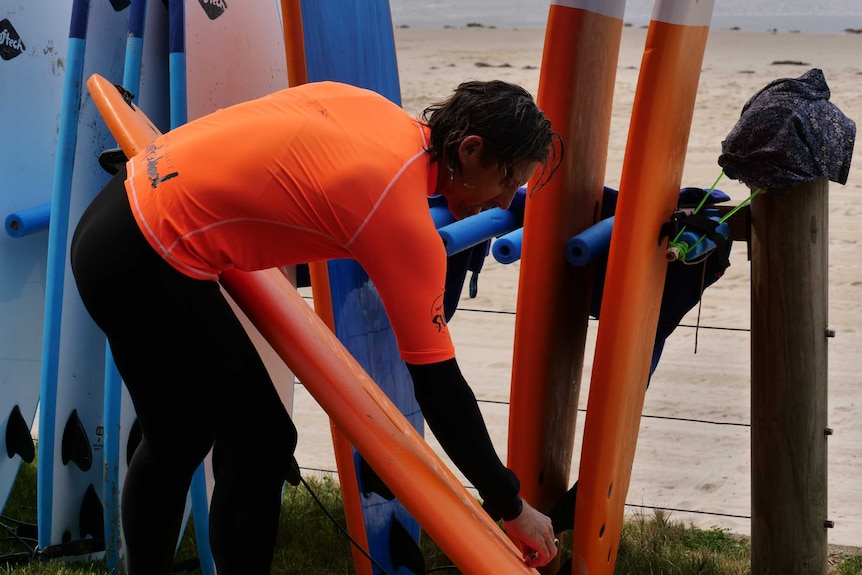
[2,459,859,575]
[613,510,750,575]
[835,557,862,575]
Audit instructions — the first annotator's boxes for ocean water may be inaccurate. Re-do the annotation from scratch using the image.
[389,0,862,34]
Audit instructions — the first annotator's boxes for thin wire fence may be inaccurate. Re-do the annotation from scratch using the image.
[294,294,755,524]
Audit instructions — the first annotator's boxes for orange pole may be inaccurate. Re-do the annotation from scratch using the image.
[508,0,624,536]
[573,2,714,572]
[280,0,308,86]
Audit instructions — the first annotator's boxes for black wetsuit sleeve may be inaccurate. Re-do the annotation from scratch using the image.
[406,358,523,521]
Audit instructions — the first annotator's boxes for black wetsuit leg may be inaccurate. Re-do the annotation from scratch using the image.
[71,169,297,575]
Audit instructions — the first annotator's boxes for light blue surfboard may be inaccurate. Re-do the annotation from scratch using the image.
[299,2,424,573]
[37,0,129,557]
[0,0,72,518]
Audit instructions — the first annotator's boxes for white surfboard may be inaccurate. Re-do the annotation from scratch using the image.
[0,0,72,518]
[37,0,129,556]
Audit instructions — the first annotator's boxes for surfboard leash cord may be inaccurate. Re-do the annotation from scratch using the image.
[298,474,461,574]
[297,474,392,574]
[0,513,37,566]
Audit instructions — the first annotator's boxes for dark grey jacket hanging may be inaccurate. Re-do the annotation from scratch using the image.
[718,68,856,194]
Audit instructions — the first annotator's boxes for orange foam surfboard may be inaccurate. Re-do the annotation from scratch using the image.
[87,72,540,575]
[508,1,627,542]
[572,2,715,573]
[87,78,161,161]
[220,269,541,575]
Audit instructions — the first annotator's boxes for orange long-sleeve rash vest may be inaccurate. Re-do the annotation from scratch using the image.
[126,81,453,365]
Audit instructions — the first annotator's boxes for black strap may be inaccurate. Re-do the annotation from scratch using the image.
[675,212,730,268]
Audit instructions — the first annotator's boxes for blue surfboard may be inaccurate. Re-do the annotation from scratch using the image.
[0,0,72,518]
[298,2,424,573]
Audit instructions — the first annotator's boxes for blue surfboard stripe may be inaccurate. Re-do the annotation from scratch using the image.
[168,0,187,128]
[37,0,90,541]
[122,0,147,97]
[168,0,184,52]
[68,0,90,40]
[102,347,124,571]
[166,4,213,574]
[127,0,146,38]
[102,2,149,568]
[188,467,214,575]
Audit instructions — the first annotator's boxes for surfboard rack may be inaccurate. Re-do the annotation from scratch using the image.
[60,410,92,472]
[437,204,522,257]
[4,204,51,238]
[5,406,35,463]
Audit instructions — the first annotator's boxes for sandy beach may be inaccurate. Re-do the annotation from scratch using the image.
[292,26,862,550]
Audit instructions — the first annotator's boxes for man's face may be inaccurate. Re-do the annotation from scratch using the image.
[442,136,539,220]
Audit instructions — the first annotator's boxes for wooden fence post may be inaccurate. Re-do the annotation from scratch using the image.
[749,177,830,574]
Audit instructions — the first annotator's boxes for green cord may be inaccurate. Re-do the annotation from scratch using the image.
[669,172,762,261]
[671,170,726,244]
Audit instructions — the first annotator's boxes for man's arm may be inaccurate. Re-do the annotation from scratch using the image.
[406,358,522,520]
[406,358,558,567]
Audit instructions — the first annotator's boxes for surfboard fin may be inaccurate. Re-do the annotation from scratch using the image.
[61,409,93,471]
[358,455,395,500]
[79,483,105,541]
[555,557,573,575]
[126,417,143,466]
[98,147,128,175]
[548,482,578,534]
[388,515,425,574]
[108,0,131,11]
[5,405,35,463]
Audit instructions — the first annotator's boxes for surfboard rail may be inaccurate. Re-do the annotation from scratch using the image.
[221,267,539,575]
[507,9,626,573]
[573,2,716,572]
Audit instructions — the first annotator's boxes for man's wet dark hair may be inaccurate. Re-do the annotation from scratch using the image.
[421,79,563,191]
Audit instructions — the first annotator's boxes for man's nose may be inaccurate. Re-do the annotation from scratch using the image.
[495,188,517,210]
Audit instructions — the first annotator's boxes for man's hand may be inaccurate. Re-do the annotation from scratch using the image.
[502,499,559,568]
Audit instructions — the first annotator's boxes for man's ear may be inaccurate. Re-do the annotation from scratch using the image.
[458,135,484,166]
